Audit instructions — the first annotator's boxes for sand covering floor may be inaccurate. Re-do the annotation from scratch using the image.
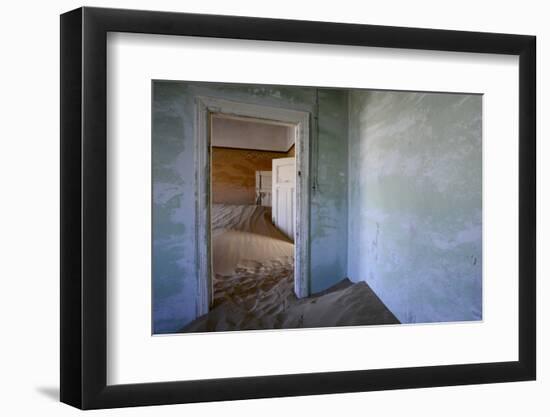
[182,204,399,332]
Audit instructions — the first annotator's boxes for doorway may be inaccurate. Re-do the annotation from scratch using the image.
[194,97,311,318]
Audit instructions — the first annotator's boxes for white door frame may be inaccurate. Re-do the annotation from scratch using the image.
[194,96,311,317]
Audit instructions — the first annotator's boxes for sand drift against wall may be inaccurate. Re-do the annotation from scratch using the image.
[182,204,399,332]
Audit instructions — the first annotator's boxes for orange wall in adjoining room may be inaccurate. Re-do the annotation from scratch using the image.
[211,147,292,205]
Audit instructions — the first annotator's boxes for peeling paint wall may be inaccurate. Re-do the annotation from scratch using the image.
[152,83,197,334]
[347,91,482,324]
[153,82,349,333]
[310,90,349,293]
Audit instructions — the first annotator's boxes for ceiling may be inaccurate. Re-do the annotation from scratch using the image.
[211,114,295,152]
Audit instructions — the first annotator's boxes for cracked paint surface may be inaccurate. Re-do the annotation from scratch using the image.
[347,91,482,323]
[309,89,349,293]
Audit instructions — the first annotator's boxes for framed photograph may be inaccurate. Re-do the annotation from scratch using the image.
[60,6,536,409]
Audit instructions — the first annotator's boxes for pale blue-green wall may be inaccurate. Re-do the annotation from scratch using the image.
[347,91,482,323]
[310,90,349,293]
[153,82,349,333]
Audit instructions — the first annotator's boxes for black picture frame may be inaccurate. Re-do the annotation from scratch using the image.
[60,6,536,410]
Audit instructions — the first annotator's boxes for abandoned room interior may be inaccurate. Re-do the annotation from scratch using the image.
[152,81,482,334]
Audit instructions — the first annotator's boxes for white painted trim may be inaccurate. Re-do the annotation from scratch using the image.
[286,126,296,152]
[195,96,311,317]
[194,98,212,317]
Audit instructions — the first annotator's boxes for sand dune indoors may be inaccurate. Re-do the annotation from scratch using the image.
[181,204,399,332]
[211,204,293,276]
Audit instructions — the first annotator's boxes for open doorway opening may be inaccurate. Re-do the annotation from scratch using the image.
[192,97,311,324]
[209,113,297,311]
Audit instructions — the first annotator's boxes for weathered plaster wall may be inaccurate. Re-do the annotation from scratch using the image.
[153,82,348,333]
[211,147,287,205]
[347,91,482,324]
[310,90,349,293]
[152,83,197,334]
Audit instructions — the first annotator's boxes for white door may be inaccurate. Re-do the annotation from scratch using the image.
[255,170,272,206]
[272,157,296,241]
